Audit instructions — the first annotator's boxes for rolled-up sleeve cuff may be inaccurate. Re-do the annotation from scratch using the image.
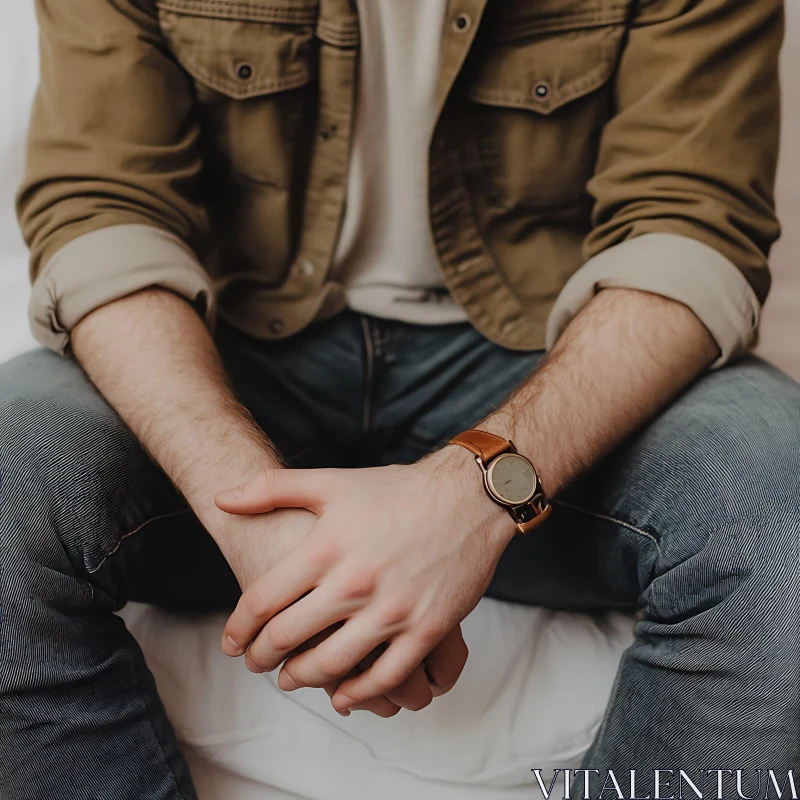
[545,232,761,368]
[29,224,217,355]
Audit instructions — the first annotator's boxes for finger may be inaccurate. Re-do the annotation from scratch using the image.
[278,612,390,690]
[424,625,469,697]
[246,586,359,673]
[354,645,431,711]
[222,541,323,655]
[279,625,401,718]
[342,695,401,718]
[321,665,401,719]
[331,632,432,714]
[215,468,335,515]
[288,624,343,660]
[385,664,433,712]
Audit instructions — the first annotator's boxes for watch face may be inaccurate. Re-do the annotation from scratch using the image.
[486,453,537,506]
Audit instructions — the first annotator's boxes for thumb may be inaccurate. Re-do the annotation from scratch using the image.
[215,468,332,515]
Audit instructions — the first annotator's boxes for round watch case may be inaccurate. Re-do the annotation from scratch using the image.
[483,452,538,507]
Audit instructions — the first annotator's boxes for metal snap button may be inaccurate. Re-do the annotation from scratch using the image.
[453,13,471,32]
[531,80,551,101]
[297,259,314,278]
[268,317,285,335]
[236,63,254,81]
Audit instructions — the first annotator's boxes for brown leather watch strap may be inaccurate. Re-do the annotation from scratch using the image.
[516,500,552,534]
[449,429,511,462]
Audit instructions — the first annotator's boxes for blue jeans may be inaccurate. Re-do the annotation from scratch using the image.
[1,311,798,799]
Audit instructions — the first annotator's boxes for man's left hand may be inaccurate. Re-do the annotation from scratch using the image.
[215,446,513,716]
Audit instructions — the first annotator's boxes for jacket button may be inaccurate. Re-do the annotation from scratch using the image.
[297,259,314,278]
[531,81,551,101]
[268,318,285,335]
[237,63,254,81]
[453,13,471,32]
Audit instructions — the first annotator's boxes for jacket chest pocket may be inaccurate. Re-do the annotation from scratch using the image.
[458,2,629,211]
[157,0,319,188]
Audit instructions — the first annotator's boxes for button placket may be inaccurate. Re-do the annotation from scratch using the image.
[275,13,360,338]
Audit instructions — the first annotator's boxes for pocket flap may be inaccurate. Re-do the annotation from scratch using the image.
[461,24,625,116]
[158,6,317,99]
[157,0,318,25]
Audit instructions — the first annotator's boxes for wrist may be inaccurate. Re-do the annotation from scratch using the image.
[470,412,563,498]
[419,445,517,550]
[182,435,282,535]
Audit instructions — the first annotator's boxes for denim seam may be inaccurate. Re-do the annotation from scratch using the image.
[87,508,192,574]
[554,499,661,552]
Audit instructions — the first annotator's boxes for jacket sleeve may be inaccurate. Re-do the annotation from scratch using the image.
[17,0,215,354]
[546,0,784,366]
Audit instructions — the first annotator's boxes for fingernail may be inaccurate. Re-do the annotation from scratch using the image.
[280,673,298,691]
[334,694,355,714]
[336,708,351,718]
[225,636,244,655]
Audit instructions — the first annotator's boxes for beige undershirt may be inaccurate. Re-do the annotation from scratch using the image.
[331,0,468,325]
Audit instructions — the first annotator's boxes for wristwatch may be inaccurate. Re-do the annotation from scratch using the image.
[449,429,551,535]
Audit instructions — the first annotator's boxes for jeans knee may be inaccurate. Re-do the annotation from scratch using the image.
[1,395,87,570]
[0,364,145,575]
[645,498,799,653]
[1,384,127,495]
[628,365,800,571]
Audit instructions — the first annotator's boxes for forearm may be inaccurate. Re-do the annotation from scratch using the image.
[71,288,281,545]
[479,288,719,498]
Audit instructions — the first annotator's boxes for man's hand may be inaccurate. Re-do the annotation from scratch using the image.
[216,447,495,715]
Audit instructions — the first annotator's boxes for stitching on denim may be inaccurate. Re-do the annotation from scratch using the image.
[87,509,191,574]
[554,499,661,551]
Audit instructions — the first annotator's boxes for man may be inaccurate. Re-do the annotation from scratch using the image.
[1,0,796,798]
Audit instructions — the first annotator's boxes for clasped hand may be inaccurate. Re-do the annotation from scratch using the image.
[214,447,513,717]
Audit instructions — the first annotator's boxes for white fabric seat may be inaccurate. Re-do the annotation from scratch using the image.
[121,602,634,799]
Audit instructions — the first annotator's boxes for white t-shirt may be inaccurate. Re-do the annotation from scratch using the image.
[331,0,468,325]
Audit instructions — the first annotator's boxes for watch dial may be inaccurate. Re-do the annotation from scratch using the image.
[489,454,536,504]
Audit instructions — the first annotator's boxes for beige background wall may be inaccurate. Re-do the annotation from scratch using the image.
[757,2,799,378]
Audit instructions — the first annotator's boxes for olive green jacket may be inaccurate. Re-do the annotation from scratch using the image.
[18,0,784,363]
